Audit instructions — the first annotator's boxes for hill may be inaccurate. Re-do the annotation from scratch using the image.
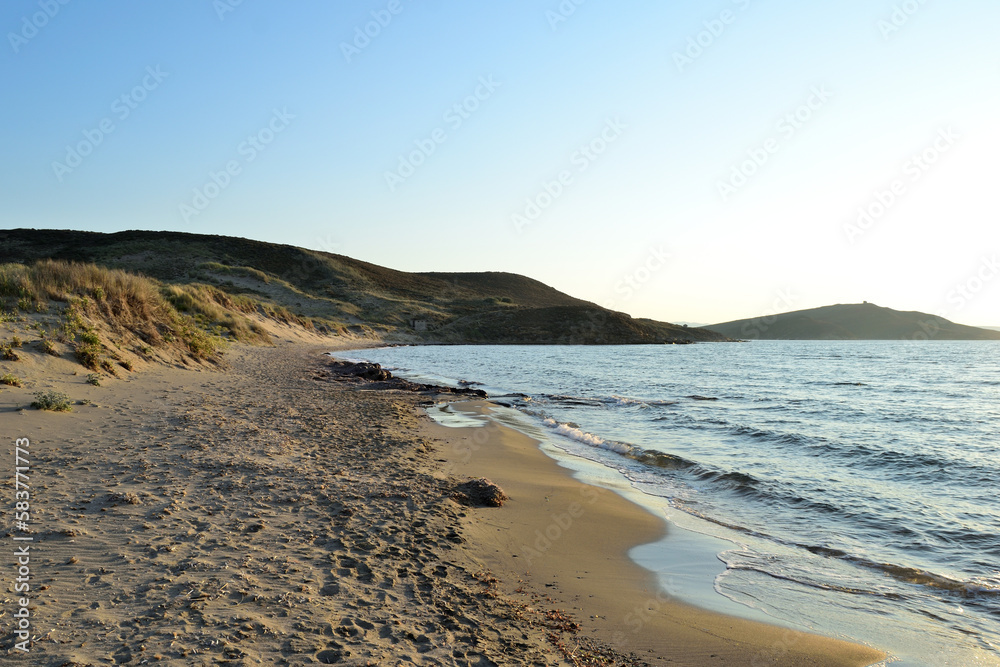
[707,303,1000,340]
[0,229,725,344]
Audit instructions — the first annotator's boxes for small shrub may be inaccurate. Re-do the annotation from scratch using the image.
[40,338,58,356]
[184,330,222,358]
[31,391,72,412]
[120,360,134,371]
[1,373,22,387]
[86,373,101,386]
[1,345,19,361]
[99,359,117,375]
[11,335,23,348]
[75,342,102,370]
[77,330,101,346]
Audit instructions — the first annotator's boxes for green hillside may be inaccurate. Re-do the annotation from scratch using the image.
[707,303,1000,340]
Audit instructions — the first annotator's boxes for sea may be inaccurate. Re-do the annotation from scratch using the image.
[337,341,1000,666]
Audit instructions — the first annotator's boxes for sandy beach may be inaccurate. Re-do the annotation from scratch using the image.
[1,337,886,665]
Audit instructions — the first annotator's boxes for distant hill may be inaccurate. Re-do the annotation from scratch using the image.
[707,303,1000,341]
[981,326,1000,332]
[0,229,726,345]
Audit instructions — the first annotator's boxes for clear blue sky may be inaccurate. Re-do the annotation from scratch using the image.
[3,0,998,326]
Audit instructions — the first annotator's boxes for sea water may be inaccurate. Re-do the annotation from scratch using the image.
[338,341,1000,666]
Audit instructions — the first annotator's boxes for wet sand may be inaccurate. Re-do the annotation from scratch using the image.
[424,401,887,666]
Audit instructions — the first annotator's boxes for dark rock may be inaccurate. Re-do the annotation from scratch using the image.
[321,359,487,398]
[454,478,508,507]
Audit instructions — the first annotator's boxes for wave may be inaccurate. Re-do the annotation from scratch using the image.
[538,417,700,469]
[538,393,679,409]
[858,562,1000,599]
[721,560,891,598]
[803,381,869,387]
[800,550,1000,602]
[609,394,678,408]
[541,418,631,454]
[653,412,993,484]
[720,541,1000,607]
[542,394,605,407]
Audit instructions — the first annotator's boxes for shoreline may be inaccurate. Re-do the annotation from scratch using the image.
[425,399,887,666]
[0,338,886,664]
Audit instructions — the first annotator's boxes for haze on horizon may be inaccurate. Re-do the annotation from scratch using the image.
[2,1,998,327]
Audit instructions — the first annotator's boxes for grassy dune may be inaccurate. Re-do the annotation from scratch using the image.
[1,229,727,344]
[0,259,319,385]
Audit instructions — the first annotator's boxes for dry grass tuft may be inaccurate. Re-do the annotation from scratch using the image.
[0,260,279,368]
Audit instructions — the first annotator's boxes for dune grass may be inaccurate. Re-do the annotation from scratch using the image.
[0,260,281,366]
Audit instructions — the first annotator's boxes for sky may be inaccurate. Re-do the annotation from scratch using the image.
[2,0,998,326]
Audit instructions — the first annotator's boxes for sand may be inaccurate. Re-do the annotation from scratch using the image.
[426,402,888,666]
[0,337,887,665]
